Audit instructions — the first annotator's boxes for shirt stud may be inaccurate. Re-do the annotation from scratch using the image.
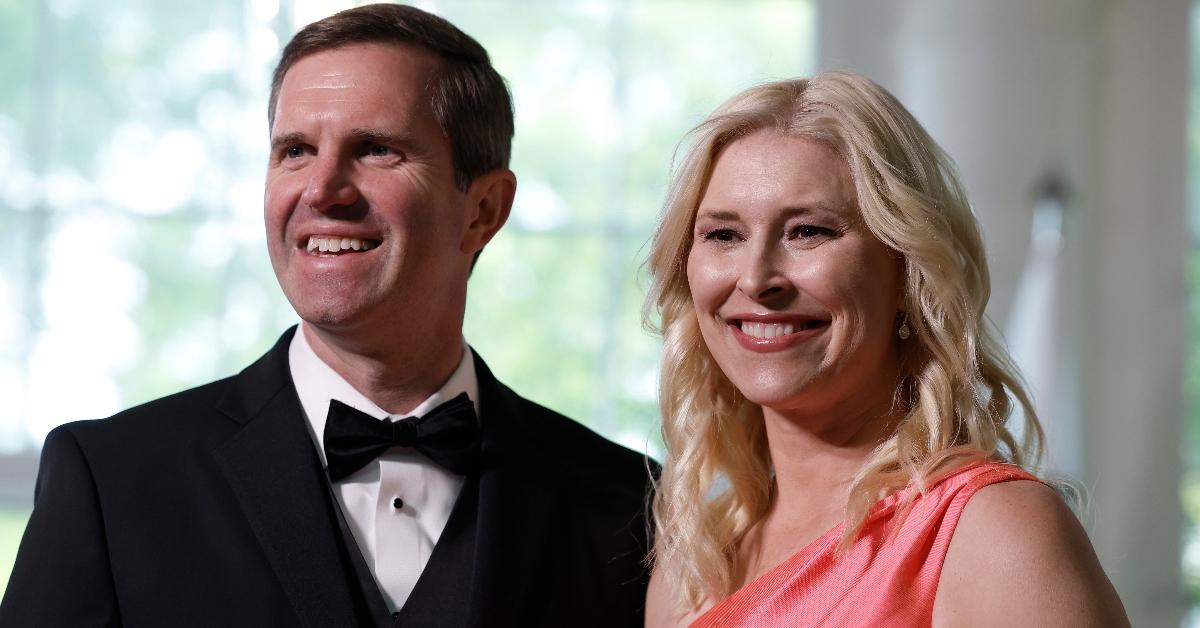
[392,497,404,509]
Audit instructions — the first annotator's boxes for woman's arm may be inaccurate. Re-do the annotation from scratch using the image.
[933,480,1130,627]
[646,566,708,628]
[645,566,673,628]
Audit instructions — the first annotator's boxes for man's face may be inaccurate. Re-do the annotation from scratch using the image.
[265,43,473,341]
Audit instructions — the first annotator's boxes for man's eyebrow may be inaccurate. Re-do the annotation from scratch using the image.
[347,127,415,146]
[268,128,420,153]
[269,131,307,152]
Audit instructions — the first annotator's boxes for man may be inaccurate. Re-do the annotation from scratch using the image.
[0,5,653,627]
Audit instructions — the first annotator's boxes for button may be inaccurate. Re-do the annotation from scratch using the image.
[392,497,404,509]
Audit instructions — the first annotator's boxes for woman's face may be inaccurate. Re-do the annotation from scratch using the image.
[686,130,903,418]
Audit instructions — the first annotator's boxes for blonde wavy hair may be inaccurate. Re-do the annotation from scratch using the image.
[645,71,1044,610]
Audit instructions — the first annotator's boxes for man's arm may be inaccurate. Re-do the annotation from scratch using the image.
[0,425,121,627]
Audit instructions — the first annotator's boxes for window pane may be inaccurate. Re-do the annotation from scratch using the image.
[1185,1,1200,621]
[455,0,815,453]
[0,0,815,583]
[2,0,814,455]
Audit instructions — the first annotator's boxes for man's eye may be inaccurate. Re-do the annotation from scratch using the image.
[368,144,393,157]
[284,146,305,159]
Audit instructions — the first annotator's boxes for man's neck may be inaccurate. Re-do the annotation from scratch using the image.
[300,322,463,415]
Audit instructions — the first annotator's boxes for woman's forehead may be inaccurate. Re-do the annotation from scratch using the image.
[700,130,856,217]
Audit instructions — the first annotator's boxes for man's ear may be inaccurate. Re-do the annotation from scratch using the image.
[460,168,516,255]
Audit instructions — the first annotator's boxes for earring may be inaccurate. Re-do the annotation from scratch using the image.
[898,314,911,340]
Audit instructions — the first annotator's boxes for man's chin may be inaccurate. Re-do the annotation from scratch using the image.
[288,297,370,332]
[299,308,364,330]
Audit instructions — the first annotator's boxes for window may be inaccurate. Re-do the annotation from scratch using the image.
[0,0,815,590]
[1186,3,1200,623]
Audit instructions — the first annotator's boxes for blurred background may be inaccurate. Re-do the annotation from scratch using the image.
[0,0,1189,625]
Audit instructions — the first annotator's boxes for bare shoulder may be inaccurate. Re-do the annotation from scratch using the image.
[932,480,1130,627]
[646,565,707,628]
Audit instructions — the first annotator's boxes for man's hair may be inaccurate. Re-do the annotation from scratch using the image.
[268,3,514,191]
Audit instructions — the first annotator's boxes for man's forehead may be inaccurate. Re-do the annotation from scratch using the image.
[282,42,441,89]
[270,43,442,138]
[292,67,359,92]
[275,45,434,109]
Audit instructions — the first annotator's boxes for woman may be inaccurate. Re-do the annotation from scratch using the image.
[643,72,1128,627]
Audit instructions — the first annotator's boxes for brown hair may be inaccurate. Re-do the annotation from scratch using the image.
[269,3,513,191]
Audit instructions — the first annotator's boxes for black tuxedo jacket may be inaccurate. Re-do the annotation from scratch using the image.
[0,329,655,627]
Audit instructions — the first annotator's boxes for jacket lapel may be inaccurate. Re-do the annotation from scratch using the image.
[466,354,563,623]
[211,328,363,628]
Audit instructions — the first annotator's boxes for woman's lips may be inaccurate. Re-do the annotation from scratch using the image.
[728,319,829,352]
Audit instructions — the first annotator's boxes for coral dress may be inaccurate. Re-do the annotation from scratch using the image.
[690,462,1038,628]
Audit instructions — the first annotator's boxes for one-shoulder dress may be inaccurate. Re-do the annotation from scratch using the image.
[691,461,1039,628]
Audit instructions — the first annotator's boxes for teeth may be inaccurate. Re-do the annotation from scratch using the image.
[306,236,378,254]
[740,322,796,338]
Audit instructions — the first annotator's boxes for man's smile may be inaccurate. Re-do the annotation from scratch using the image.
[304,235,382,254]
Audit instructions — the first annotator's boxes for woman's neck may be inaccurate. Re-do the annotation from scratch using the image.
[735,390,903,587]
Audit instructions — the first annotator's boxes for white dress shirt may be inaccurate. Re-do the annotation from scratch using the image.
[288,325,480,612]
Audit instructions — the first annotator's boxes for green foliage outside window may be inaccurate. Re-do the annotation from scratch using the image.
[0,0,814,588]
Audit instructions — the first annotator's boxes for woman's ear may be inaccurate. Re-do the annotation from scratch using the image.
[460,168,517,254]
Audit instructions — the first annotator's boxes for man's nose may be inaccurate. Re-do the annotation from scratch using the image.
[735,242,790,300]
[301,154,360,212]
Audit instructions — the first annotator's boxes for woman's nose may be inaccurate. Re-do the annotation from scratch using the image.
[735,243,790,300]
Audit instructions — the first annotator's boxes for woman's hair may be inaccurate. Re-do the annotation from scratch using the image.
[645,71,1044,609]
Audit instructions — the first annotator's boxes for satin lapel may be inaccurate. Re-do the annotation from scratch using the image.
[211,328,361,628]
[466,354,563,623]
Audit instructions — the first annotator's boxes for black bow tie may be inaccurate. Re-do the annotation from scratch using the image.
[322,392,481,481]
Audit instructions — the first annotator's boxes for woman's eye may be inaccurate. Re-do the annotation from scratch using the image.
[792,224,833,238]
[703,228,739,242]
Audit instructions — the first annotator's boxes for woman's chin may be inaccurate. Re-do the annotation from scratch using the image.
[731,379,818,413]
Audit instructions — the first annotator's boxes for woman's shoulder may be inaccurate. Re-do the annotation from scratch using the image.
[933,478,1130,627]
[923,460,1036,495]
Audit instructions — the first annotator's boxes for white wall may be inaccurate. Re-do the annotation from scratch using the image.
[817,1,1187,625]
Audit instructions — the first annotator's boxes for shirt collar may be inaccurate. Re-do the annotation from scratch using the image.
[288,323,480,468]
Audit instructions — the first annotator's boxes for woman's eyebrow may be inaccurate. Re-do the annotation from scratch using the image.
[697,206,831,221]
[778,205,831,218]
[695,209,739,221]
